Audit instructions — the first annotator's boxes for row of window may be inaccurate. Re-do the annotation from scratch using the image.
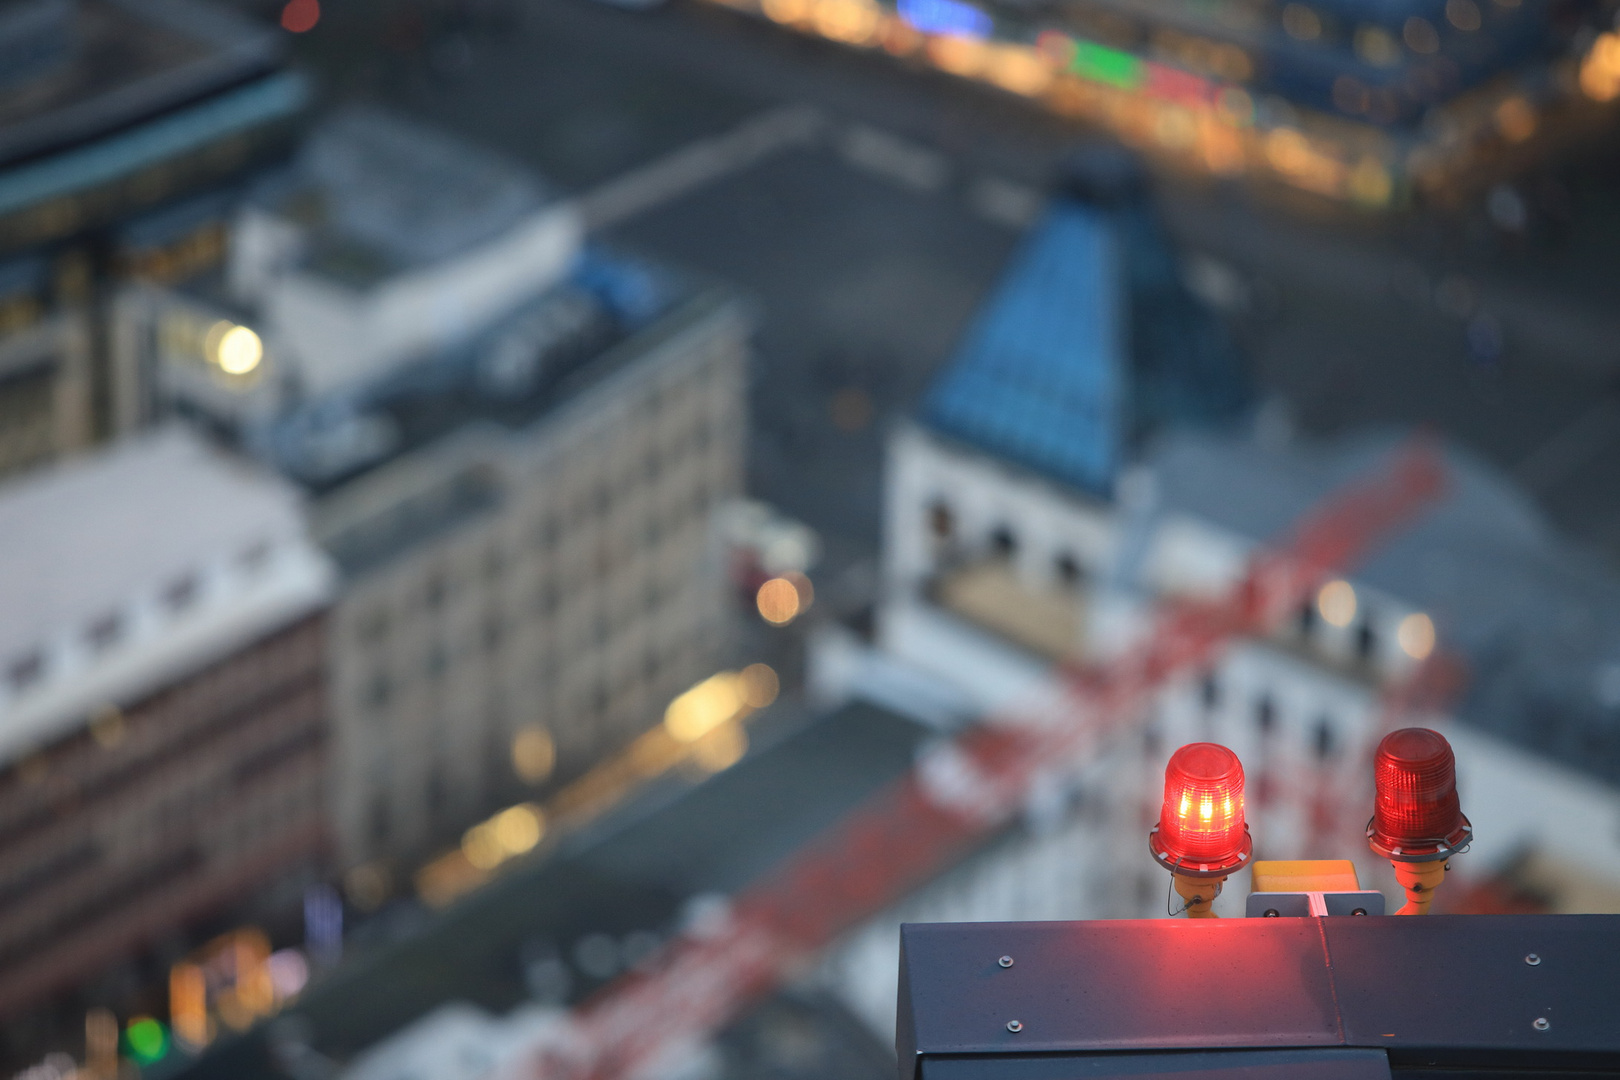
[3,540,281,694]
[1197,672,1342,761]
[927,501,1091,587]
[356,482,712,647]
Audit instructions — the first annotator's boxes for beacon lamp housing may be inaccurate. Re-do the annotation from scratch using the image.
[1148,742,1253,880]
[1365,727,1472,864]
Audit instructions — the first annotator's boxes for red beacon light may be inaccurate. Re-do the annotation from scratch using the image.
[1149,743,1252,918]
[1366,727,1472,915]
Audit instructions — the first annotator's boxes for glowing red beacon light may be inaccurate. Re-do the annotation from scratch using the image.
[1367,727,1471,861]
[1149,742,1253,877]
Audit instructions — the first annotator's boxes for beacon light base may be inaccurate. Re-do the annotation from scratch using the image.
[1149,825,1253,880]
[1365,814,1472,863]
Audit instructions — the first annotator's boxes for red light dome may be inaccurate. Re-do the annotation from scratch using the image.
[1367,727,1471,861]
[1149,742,1252,877]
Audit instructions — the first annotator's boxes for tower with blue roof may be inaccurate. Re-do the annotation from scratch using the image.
[922,152,1250,500]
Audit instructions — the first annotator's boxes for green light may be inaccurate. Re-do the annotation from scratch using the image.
[125,1017,169,1065]
[1072,41,1143,89]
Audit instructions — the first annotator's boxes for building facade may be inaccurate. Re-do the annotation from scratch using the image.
[318,290,749,869]
[0,426,335,1020]
[110,109,751,876]
[0,0,306,478]
[808,188,1620,1042]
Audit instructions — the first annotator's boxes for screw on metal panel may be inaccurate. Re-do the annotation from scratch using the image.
[1525,953,1542,966]
[1006,1021,1023,1033]
[1351,908,1368,916]
[1533,1018,1550,1031]
[1263,909,1280,918]
[999,955,1014,968]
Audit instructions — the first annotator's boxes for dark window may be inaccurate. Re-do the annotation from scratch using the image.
[1200,673,1220,709]
[359,609,390,644]
[1055,553,1084,588]
[1356,621,1377,661]
[1314,718,1337,760]
[928,501,953,539]
[424,573,447,611]
[365,673,392,708]
[1297,600,1316,639]
[7,652,43,691]
[1255,694,1276,734]
[87,613,124,652]
[165,574,198,612]
[240,541,272,572]
[990,526,1018,559]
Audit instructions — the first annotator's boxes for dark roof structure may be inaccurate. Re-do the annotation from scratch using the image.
[0,0,302,252]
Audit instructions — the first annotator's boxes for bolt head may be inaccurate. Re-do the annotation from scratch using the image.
[1525,953,1542,966]
[1533,1017,1550,1031]
[1006,1020,1023,1033]
[998,955,1014,968]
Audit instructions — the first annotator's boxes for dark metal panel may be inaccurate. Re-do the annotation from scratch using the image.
[898,920,1342,1060]
[920,1049,1391,1080]
[1323,914,1620,1056]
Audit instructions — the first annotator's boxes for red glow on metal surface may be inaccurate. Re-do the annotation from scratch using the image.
[1152,743,1250,872]
[1368,727,1470,857]
[281,0,319,33]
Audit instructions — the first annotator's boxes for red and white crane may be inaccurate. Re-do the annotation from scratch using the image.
[496,438,1446,1080]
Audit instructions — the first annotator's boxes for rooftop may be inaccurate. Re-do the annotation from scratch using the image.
[0,425,334,755]
[922,174,1248,500]
[0,0,282,170]
[1142,426,1620,786]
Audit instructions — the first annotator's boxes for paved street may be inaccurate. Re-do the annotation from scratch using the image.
[283,0,1620,563]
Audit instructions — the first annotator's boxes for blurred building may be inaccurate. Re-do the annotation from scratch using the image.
[711,0,1620,205]
[0,425,335,1018]
[807,170,1620,1038]
[0,0,305,479]
[113,109,750,872]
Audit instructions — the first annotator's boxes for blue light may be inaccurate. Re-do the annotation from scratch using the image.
[897,0,991,38]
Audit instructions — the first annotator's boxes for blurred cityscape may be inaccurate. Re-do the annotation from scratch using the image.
[0,0,1619,1075]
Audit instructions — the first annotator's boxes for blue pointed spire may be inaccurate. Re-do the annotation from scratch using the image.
[922,202,1125,498]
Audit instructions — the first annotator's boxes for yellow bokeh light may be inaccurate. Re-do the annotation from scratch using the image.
[739,663,779,708]
[692,723,748,773]
[665,672,744,742]
[492,803,544,855]
[1580,33,1620,103]
[1317,579,1358,628]
[1397,612,1436,660]
[813,0,880,44]
[1495,96,1537,142]
[760,0,811,25]
[462,823,504,870]
[211,323,263,375]
[511,726,556,784]
[757,577,802,625]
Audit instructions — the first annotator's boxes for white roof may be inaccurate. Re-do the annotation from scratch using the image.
[0,425,335,755]
[0,426,305,658]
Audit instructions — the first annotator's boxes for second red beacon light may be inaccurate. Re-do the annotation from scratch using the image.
[1367,727,1471,914]
[1150,743,1252,918]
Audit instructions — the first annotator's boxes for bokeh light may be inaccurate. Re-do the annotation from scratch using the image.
[1397,613,1437,660]
[1316,580,1357,628]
